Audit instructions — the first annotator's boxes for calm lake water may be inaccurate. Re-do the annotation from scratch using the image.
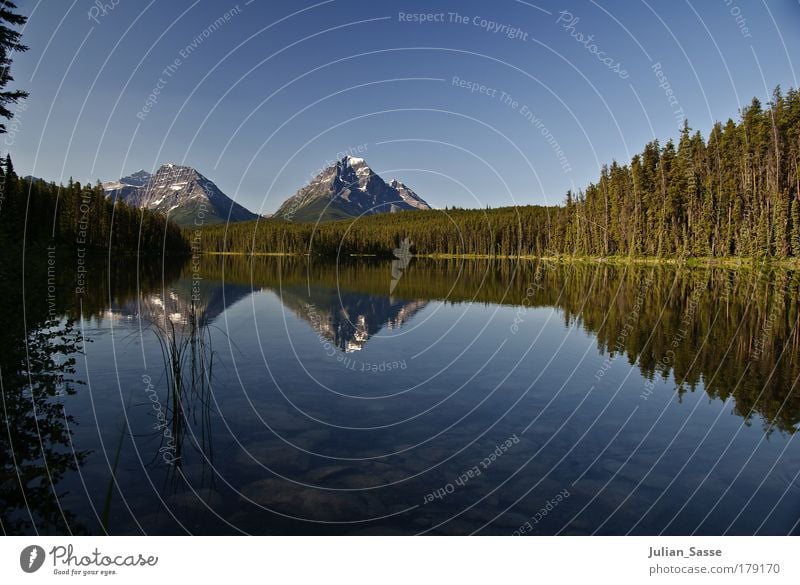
[4,253,800,535]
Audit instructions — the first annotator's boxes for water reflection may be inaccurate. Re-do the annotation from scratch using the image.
[0,245,94,534]
[0,317,89,534]
[4,250,800,535]
[280,286,427,352]
[107,279,252,326]
[203,256,800,434]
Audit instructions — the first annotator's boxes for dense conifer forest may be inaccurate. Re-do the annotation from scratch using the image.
[0,2,185,258]
[195,88,800,260]
[0,156,188,256]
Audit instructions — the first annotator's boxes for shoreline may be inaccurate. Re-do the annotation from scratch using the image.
[201,251,800,268]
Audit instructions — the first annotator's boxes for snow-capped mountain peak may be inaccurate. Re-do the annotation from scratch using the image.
[275,156,431,222]
[103,163,257,226]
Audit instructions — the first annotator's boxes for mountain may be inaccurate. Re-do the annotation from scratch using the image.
[103,164,258,226]
[107,169,152,188]
[275,156,431,222]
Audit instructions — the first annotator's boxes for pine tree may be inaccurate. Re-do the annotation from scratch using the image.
[773,190,789,258]
[756,208,771,258]
[791,197,800,257]
[0,1,27,133]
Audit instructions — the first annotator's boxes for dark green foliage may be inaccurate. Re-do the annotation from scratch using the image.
[0,0,28,133]
[0,205,187,533]
[192,205,559,257]
[560,89,800,259]
[0,318,89,533]
[0,157,189,256]
[0,239,90,533]
[791,197,800,257]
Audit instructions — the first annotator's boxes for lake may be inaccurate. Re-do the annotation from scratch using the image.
[3,252,800,535]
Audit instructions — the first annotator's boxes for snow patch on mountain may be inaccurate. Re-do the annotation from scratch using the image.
[275,155,431,222]
[103,164,257,226]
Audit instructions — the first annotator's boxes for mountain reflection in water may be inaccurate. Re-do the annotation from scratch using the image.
[4,250,800,535]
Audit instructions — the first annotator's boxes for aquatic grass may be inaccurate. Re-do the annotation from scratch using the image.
[148,299,216,470]
[99,419,125,534]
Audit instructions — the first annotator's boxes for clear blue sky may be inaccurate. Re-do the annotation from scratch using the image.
[6,0,800,214]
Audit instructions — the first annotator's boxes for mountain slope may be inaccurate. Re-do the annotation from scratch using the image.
[275,156,431,222]
[104,164,258,226]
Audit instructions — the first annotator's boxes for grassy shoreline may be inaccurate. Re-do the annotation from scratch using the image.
[201,251,800,268]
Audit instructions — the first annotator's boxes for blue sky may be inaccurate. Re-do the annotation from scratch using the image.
[7,0,800,214]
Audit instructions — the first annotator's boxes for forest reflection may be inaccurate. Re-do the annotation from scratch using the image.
[3,252,798,532]
[199,255,800,435]
[50,253,796,435]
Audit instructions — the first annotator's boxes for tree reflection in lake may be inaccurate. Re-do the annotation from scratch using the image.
[4,250,800,535]
[0,242,92,534]
[0,317,88,534]
[0,246,186,534]
[205,255,800,434]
